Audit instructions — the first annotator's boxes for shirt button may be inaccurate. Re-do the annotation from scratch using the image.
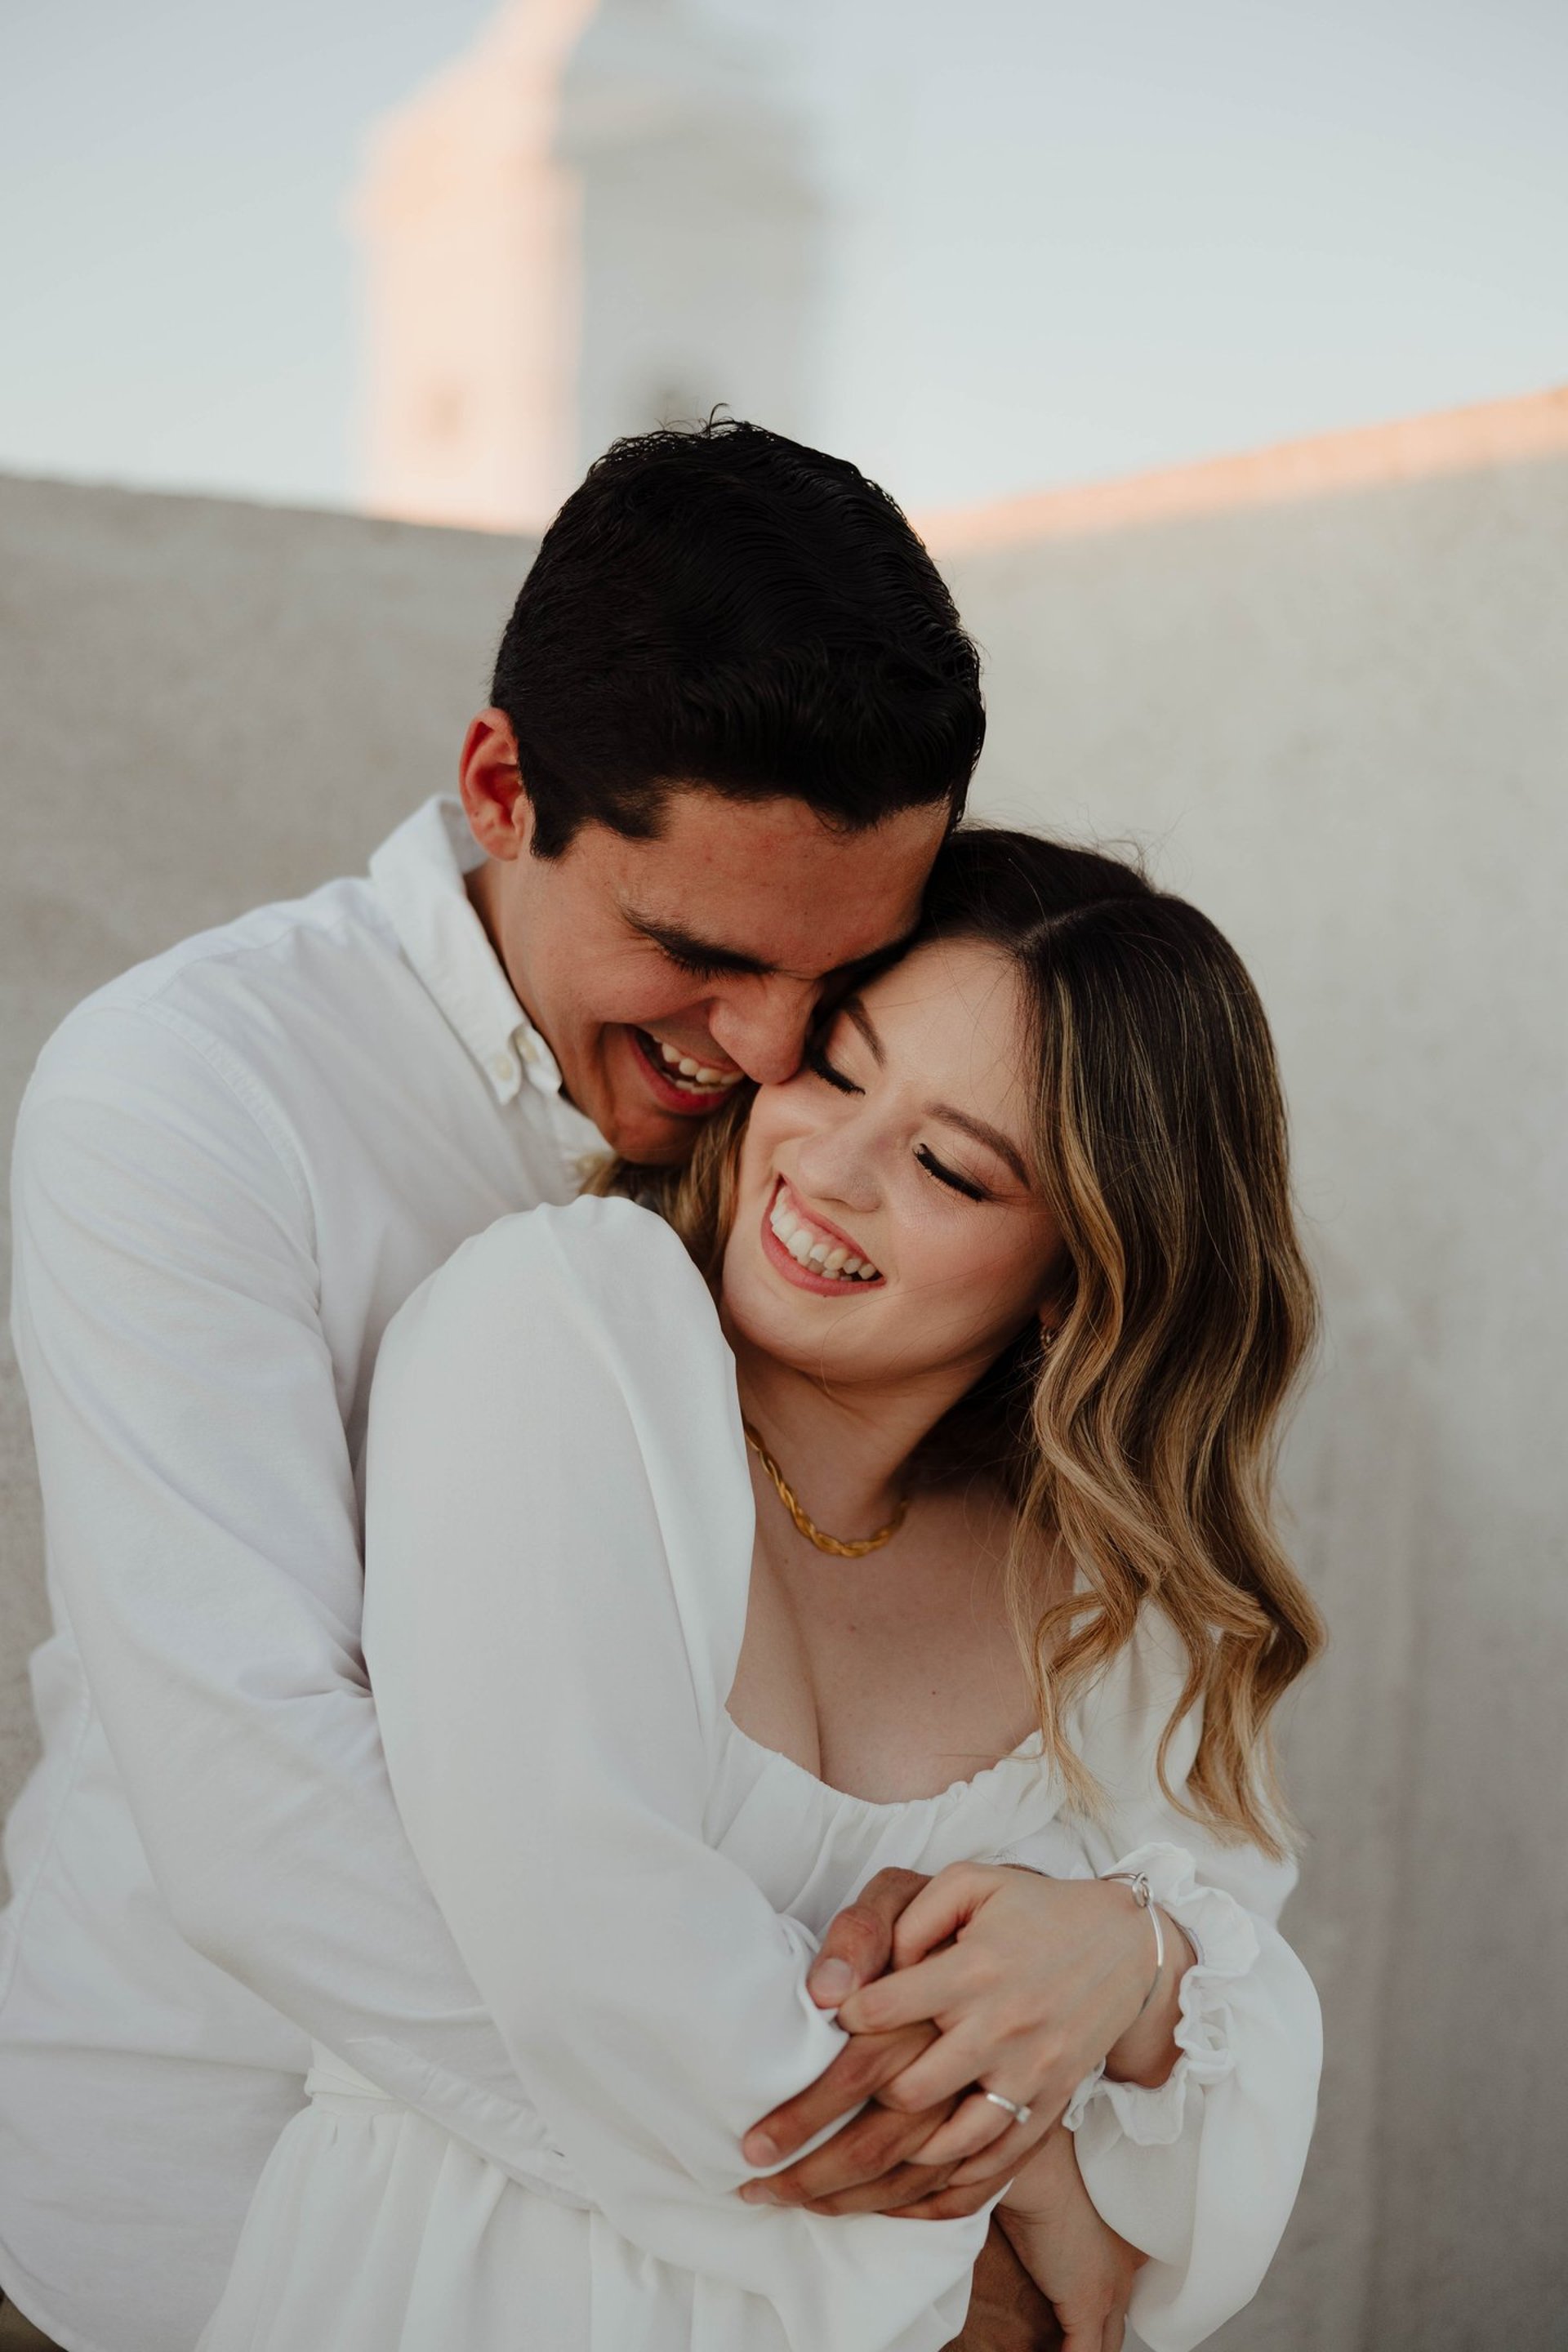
[517,1031,541,1066]
[489,1050,517,1085]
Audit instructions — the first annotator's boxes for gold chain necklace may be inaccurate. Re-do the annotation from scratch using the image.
[742,1420,910,1559]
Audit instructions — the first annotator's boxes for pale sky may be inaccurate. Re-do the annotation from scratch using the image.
[2,0,1565,516]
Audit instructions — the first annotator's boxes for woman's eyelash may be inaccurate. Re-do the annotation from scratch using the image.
[915,1146,987,1202]
[807,1048,988,1200]
[804,1042,861,1094]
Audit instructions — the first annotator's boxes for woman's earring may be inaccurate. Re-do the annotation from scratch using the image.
[1041,1326,1059,1349]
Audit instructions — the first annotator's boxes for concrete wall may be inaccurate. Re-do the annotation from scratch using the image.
[0,472,540,1818]
[928,389,1568,2352]
[2,392,1566,2348]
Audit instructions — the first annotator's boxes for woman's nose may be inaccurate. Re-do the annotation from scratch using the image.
[791,1117,879,1214]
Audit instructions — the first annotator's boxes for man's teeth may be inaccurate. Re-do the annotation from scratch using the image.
[768,1195,880,1281]
[655,1039,741,1094]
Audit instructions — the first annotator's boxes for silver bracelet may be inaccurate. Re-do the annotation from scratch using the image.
[1104,1869,1165,2015]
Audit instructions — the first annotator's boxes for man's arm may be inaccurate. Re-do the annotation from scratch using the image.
[10,1003,542,2172]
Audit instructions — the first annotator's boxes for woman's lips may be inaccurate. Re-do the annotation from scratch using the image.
[759,1178,884,1297]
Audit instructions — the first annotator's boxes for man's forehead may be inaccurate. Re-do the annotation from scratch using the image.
[607,791,942,973]
[652,785,941,864]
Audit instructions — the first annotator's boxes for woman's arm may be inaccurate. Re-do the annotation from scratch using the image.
[821,1615,1320,2349]
[1045,1619,1322,2352]
[1054,1840,1321,2352]
[362,1199,982,2352]
[996,2130,1142,2352]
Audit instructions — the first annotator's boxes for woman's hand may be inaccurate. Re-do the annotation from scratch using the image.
[996,2128,1144,2352]
[833,1862,1192,2182]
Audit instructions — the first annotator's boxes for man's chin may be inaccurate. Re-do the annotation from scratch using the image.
[595,1099,713,1165]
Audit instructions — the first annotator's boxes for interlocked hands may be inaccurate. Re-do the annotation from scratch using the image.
[740,1860,1182,2217]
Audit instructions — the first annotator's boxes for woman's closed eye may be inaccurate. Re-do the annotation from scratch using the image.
[807,1043,992,1201]
[915,1146,988,1202]
[804,1040,861,1095]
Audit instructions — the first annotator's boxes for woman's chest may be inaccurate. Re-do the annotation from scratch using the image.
[726,1503,1040,1807]
[702,1710,1077,1936]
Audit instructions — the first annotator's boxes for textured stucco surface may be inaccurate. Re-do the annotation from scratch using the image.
[938,447,1568,2352]
[2,451,1565,2347]
[0,473,538,1827]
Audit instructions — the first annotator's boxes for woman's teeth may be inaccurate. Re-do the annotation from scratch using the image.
[654,1039,742,1095]
[768,1195,880,1281]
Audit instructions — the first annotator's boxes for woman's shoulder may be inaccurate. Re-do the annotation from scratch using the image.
[376,1196,726,1401]
[448,1191,700,1285]
[408,1194,713,1327]
[1069,1599,1200,1792]
[1071,1602,1302,1900]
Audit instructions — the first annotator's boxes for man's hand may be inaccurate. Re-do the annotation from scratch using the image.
[740,1867,1047,2219]
[741,1869,945,2211]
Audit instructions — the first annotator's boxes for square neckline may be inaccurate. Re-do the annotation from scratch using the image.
[719,1706,1049,1819]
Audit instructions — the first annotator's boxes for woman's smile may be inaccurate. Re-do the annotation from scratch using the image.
[760,1178,884,1294]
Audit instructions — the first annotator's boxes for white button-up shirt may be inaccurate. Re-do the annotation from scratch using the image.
[1,799,604,2352]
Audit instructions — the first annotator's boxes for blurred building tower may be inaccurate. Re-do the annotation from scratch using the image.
[353,0,595,533]
[354,0,826,532]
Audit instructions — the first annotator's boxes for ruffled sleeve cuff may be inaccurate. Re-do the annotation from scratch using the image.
[1062,1842,1259,2147]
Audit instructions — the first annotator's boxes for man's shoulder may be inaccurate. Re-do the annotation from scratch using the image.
[82,870,394,1022]
[33,871,403,1098]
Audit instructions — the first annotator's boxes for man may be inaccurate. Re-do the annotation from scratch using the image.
[0,420,1016,2350]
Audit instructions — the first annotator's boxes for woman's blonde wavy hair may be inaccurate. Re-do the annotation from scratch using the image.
[590,826,1325,1858]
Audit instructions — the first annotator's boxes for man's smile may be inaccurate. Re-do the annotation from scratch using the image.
[627,1026,746,1116]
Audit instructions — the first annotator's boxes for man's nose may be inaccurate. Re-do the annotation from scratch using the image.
[707,982,817,1088]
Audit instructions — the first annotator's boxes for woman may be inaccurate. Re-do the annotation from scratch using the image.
[198,828,1324,2352]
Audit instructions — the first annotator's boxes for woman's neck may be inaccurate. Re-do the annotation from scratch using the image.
[728,1335,978,1539]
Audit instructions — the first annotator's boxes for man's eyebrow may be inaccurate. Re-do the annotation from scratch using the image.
[932,1106,1031,1188]
[624,911,774,978]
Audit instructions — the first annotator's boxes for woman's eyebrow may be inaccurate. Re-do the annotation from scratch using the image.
[841,998,885,1064]
[843,996,1031,1186]
[931,1106,1031,1187]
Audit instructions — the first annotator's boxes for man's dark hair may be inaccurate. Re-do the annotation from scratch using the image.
[490,417,985,857]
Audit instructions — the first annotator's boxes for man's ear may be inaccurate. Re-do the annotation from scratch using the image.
[459,709,534,862]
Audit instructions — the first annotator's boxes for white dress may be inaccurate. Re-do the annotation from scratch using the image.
[198,1199,1321,2352]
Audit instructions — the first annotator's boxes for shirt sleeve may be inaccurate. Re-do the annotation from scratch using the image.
[9,1000,570,2178]
[1004,1615,1321,2351]
[361,1196,983,2352]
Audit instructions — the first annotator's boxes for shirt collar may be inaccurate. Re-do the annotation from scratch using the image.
[368,797,565,1107]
